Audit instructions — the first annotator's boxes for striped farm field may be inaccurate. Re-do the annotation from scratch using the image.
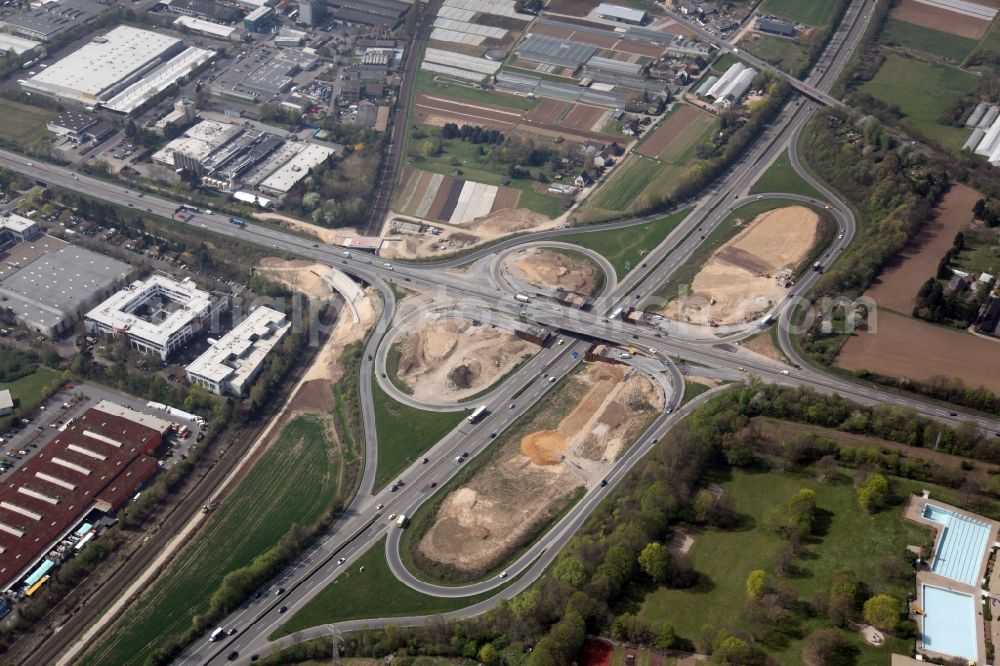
[587,154,660,211]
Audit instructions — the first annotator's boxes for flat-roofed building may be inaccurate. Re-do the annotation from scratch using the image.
[596,3,646,24]
[186,306,290,396]
[161,0,240,24]
[0,401,171,590]
[19,26,186,107]
[756,18,795,37]
[258,143,333,195]
[0,0,106,41]
[328,0,409,28]
[173,15,238,40]
[85,274,225,359]
[0,390,12,417]
[0,33,42,56]
[151,119,244,172]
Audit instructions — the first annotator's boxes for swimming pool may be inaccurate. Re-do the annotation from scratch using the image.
[922,504,990,586]
[922,585,977,661]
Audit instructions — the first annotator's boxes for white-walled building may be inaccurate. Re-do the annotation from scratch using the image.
[85,274,225,359]
[186,306,290,396]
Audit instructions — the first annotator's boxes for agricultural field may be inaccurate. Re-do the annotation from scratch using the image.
[761,0,839,27]
[858,54,978,150]
[634,465,932,664]
[587,105,717,214]
[0,99,54,154]
[865,184,979,313]
[890,0,992,40]
[561,208,692,278]
[836,310,1000,393]
[79,414,354,666]
[749,150,824,199]
[878,19,980,62]
[395,167,522,224]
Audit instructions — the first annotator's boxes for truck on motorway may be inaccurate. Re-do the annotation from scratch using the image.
[210,627,225,642]
[609,307,624,320]
[467,405,487,423]
[396,514,407,528]
[229,216,247,228]
[514,293,531,303]
[813,261,823,272]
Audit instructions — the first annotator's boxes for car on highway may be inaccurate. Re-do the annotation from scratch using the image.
[228,651,239,661]
[499,571,508,578]
[455,456,463,463]
[376,503,384,510]
[275,587,285,595]
[278,606,287,614]
[337,557,346,564]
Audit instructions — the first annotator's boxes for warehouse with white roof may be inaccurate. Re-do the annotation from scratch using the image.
[259,143,334,195]
[186,306,290,396]
[19,26,211,113]
[596,3,647,24]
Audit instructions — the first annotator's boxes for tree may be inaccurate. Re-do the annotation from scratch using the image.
[638,542,671,584]
[715,636,754,665]
[801,629,849,666]
[858,474,890,513]
[746,569,767,600]
[478,643,499,665]
[863,594,900,632]
[655,622,677,650]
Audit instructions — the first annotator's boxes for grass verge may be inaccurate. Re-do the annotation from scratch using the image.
[749,150,825,199]
[560,208,691,279]
[372,380,466,490]
[272,538,506,637]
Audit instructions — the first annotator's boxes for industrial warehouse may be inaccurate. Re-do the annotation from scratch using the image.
[18,25,213,114]
[0,217,132,337]
[152,119,336,196]
[0,401,173,591]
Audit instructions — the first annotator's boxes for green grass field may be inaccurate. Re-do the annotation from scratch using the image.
[879,19,979,63]
[656,110,718,165]
[0,99,54,153]
[636,467,930,663]
[586,154,660,212]
[859,54,978,151]
[372,380,465,490]
[273,537,500,636]
[761,0,838,26]
[681,380,711,405]
[750,150,825,199]
[1,366,60,414]
[80,415,353,666]
[561,208,691,278]
[745,34,812,76]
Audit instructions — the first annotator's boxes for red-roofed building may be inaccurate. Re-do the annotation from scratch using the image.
[0,403,170,590]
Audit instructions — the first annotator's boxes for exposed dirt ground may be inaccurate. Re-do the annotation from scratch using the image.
[418,363,664,572]
[507,247,601,295]
[254,212,358,245]
[255,257,380,384]
[890,0,990,39]
[740,330,787,363]
[393,317,537,403]
[380,209,568,260]
[865,184,979,313]
[664,206,819,326]
[836,310,1000,393]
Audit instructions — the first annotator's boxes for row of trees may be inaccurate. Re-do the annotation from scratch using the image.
[440,123,504,145]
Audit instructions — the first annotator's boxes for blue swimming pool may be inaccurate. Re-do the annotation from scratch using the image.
[923,504,990,586]
[922,585,977,661]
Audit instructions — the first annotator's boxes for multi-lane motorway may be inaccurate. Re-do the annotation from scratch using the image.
[11,0,998,662]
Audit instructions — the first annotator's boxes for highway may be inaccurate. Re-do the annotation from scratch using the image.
[8,0,993,662]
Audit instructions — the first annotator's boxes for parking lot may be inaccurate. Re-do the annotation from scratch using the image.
[0,381,205,476]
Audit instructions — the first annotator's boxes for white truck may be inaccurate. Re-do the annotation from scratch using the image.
[396,514,407,528]
[514,293,531,303]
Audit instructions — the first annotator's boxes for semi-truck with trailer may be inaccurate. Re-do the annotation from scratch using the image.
[467,405,487,423]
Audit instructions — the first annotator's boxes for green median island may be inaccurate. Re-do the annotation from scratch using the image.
[79,414,357,666]
[560,208,691,279]
[271,537,501,637]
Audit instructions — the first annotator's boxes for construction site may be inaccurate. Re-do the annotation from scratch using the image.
[389,316,540,404]
[503,247,604,299]
[664,205,820,327]
[417,362,664,574]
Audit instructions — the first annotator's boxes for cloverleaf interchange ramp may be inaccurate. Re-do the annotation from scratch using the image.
[3,0,993,662]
